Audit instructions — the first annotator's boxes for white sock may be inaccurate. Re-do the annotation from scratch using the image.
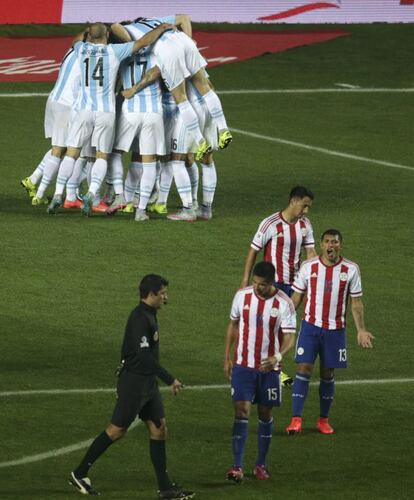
[66,157,87,201]
[187,162,199,203]
[158,161,173,205]
[85,161,93,187]
[109,152,124,195]
[54,156,76,197]
[89,158,108,196]
[202,90,228,131]
[172,160,192,208]
[177,101,204,145]
[201,161,217,206]
[124,161,142,203]
[138,162,157,210]
[30,149,52,185]
[36,154,61,199]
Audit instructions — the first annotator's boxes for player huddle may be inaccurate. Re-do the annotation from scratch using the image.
[21,15,232,222]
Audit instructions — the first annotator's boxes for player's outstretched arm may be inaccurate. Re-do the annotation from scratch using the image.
[110,23,132,42]
[175,14,192,38]
[241,248,258,289]
[224,320,238,379]
[131,23,176,54]
[351,296,374,348]
[122,66,161,99]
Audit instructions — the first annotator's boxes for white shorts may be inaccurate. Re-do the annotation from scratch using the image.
[66,110,115,154]
[153,31,207,91]
[170,99,218,155]
[114,111,165,156]
[44,98,72,147]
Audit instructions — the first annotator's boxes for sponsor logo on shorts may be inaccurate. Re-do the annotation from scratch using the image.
[297,347,304,355]
[231,387,235,396]
[153,331,159,342]
[140,336,149,348]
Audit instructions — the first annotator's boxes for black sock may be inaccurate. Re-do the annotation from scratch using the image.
[149,439,172,491]
[74,431,113,478]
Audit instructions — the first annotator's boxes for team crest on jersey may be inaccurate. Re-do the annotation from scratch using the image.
[153,331,159,342]
[301,228,307,237]
[243,304,250,310]
[339,272,348,281]
[277,232,284,237]
[140,336,149,348]
[270,307,279,317]
[311,272,318,278]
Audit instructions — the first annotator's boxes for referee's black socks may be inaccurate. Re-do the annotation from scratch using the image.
[74,431,114,478]
[149,439,172,491]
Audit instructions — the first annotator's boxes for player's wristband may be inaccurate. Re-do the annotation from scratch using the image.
[275,352,283,363]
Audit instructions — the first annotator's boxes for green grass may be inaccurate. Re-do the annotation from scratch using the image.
[0,23,413,499]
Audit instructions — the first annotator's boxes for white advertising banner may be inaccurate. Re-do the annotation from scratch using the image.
[61,0,414,23]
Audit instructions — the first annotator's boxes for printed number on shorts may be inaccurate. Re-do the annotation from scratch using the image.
[84,57,104,87]
[339,348,347,362]
[171,138,178,151]
[267,388,278,401]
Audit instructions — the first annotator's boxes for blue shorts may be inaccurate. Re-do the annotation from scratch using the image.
[231,364,282,407]
[276,282,293,297]
[295,320,347,368]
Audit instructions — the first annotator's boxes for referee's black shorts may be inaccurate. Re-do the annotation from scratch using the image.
[111,370,165,428]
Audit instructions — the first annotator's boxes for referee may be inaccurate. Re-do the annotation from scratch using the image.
[70,274,194,499]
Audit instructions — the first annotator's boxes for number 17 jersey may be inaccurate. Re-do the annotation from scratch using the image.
[73,41,134,113]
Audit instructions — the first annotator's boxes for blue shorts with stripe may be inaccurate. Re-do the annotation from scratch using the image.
[295,320,347,368]
[231,364,282,407]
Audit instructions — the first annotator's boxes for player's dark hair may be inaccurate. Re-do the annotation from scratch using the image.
[139,274,169,298]
[252,262,275,283]
[321,229,343,242]
[289,186,314,201]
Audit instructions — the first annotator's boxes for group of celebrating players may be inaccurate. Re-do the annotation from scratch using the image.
[20,14,232,222]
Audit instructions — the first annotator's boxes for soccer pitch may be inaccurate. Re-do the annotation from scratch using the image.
[0,23,413,499]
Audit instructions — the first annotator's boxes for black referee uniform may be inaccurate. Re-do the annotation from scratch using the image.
[111,301,175,428]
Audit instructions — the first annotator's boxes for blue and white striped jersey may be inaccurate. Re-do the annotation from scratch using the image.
[73,41,134,112]
[124,16,176,43]
[119,51,162,114]
[49,47,81,107]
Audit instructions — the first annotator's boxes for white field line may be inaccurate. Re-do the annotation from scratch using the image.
[0,378,413,468]
[231,127,414,172]
[1,88,414,98]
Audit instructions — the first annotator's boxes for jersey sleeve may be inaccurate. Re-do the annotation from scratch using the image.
[230,291,241,321]
[280,299,297,334]
[113,41,134,61]
[73,41,83,53]
[251,217,272,251]
[292,262,308,294]
[349,264,363,297]
[303,218,315,248]
[160,15,176,24]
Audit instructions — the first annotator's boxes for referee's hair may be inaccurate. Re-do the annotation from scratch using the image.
[252,262,275,283]
[289,185,314,201]
[321,229,343,242]
[139,274,169,298]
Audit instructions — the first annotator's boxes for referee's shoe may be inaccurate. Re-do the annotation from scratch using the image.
[69,472,100,495]
[158,483,195,499]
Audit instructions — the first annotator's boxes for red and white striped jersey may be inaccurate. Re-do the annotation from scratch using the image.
[292,256,362,330]
[230,286,296,370]
[251,212,314,285]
